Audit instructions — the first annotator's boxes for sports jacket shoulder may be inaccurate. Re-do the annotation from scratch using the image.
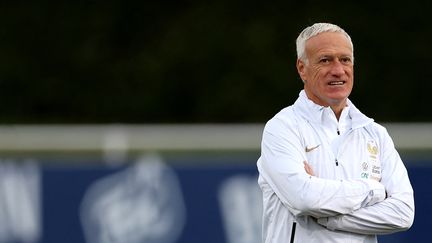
[257,90,414,243]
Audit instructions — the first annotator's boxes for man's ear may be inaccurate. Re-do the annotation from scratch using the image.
[297,59,307,82]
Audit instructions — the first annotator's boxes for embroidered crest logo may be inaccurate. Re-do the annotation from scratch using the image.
[367,140,378,156]
[365,140,381,181]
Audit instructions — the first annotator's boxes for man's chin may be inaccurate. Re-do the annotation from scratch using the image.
[326,90,351,101]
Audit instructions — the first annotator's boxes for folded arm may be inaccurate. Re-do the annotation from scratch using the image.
[258,120,386,218]
[316,133,414,234]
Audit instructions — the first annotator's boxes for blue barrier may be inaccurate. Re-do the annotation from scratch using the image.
[0,154,426,243]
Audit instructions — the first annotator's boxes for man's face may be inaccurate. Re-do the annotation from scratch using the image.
[297,32,354,108]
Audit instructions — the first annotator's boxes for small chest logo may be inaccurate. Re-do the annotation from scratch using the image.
[367,140,379,157]
[361,162,368,171]
[363,140,381,181]
[305,144,320,153]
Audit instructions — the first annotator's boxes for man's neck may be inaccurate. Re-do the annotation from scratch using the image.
[303,90,348,120]
[330,104,346,120]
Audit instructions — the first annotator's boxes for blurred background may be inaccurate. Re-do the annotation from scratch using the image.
[0,1,431,243]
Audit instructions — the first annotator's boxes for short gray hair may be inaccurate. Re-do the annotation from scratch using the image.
[296,23,354,63]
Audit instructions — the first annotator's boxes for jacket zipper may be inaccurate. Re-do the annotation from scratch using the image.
[335,128,340,166]
[290,222,297,243]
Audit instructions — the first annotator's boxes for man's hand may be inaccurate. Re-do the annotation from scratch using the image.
[304,161,315,176]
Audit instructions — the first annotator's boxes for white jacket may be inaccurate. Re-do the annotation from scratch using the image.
[257,91,414,243]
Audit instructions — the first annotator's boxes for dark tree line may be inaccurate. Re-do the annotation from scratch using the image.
[0,1,431,123]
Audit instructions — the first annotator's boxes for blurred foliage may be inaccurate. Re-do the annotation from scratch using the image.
[0,1,431,123]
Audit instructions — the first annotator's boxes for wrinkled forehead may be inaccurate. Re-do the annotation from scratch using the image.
[306,32,353,57]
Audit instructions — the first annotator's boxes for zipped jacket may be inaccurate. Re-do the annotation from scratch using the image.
[257,91,414,243]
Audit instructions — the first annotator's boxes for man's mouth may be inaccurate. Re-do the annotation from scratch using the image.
[328,81,346,85]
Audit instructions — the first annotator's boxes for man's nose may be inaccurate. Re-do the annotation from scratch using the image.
[330,61,345,76]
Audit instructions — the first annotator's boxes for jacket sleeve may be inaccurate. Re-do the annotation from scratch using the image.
[317,129,415,234]
[257,118,386,218]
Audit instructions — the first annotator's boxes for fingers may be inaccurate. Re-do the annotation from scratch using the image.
[304,161,315,176]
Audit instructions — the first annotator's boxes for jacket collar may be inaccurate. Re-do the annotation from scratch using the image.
[293,90,374,129]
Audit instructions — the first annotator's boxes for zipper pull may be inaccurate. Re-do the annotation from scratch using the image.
[335,159,339,166]
[337,128,340,135]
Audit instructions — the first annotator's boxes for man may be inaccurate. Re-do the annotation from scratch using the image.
[256,23,414,243]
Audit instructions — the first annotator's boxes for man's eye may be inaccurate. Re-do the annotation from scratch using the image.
[341,58,352,63]
[320,58,330,63]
